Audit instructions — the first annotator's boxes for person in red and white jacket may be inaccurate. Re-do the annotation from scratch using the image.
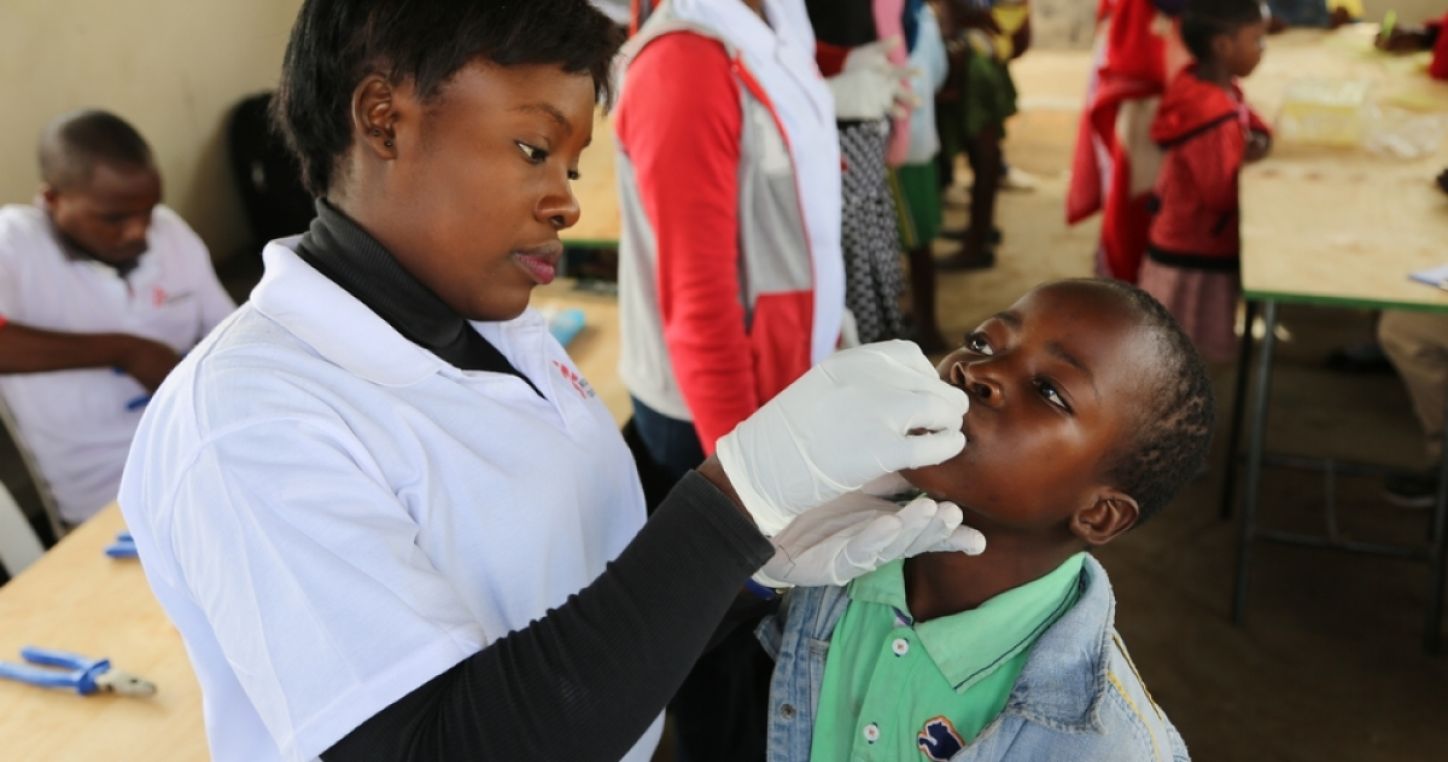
[615,0,843,474]
[613,1,845,759]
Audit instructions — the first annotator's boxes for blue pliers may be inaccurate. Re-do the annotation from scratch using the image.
[0,647,156,696]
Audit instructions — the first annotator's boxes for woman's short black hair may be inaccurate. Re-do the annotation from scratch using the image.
[1181,0,1266,62]
[1081,279,1215,525]
[273,0,623,195]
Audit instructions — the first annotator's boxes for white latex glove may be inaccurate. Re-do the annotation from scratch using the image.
[826,36,919,120]
[717,340,968,537]
[754,490,986,588]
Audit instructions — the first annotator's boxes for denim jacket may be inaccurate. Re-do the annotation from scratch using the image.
[755,556,1190,761]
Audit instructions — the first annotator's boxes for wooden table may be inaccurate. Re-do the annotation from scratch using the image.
[0,505,208,760]
[0,280,627,757]
[1226,27,1448,649]
[560,109,622,250]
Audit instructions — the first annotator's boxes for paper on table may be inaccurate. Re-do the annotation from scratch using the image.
[1409,264,1448,290]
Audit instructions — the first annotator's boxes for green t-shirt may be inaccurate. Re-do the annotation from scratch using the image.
[810,553,1086,761]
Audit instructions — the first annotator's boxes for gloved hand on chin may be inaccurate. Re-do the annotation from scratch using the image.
[755,473,985,589]
[715,340,978,587]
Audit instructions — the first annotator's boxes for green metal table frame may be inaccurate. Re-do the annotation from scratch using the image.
[1221,292,1448,651]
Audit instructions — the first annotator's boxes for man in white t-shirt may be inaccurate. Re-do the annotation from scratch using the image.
[0,109,235,525]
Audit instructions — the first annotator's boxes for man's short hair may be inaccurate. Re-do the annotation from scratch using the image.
[272,0,623,196]
[38,110,154,190]
[1087,279,1216,524]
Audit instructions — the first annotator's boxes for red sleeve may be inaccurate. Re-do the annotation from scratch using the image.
[816,41,850,77]
[1246,106,1271,137]
[1177,118,1246,213]
[616,34,759,453]
[1431,11,1448,80]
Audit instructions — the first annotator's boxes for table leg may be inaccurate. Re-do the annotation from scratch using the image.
[1220,300,1259,520]
[1424,396,1448,652]
[1232,300,1279,625]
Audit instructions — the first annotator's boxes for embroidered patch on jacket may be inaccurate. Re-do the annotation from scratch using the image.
[918,716,966,760]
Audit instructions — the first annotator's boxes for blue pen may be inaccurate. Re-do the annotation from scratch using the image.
[105,531,137,559]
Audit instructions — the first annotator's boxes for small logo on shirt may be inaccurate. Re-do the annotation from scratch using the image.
[552,360,595,400]
[151,286,194,307]
[918,716,966,761]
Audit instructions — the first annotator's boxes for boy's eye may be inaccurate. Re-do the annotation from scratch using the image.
[516,141,549,164]
[1035,378,1070,412]
[964,332,994,356]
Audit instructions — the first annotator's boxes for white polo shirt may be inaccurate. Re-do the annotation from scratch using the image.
[0,203,235,523]
[119,240,662,762]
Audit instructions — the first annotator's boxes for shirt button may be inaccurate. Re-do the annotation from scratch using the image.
[891,637,910,657]
[863,722,880,744]
[779,703,797,719]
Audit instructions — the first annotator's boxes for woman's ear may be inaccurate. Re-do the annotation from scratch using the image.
[1070,489,1140,547]
[351,73,400,159]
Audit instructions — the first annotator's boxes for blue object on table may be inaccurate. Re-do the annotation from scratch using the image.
[548,308,586,347]
[0,646,155,696]
[105,531,137,559]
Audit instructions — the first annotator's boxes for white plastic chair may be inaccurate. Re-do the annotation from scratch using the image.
[0,479,44,576]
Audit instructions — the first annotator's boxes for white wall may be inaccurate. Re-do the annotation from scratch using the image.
[0,0,305,262]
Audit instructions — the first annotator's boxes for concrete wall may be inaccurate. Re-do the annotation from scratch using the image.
[0,1,305,262]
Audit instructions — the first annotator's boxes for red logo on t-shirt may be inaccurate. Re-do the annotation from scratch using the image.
[552,360,595,400]
[152,286,167,307]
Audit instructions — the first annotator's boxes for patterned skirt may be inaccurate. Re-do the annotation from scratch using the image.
[840,119,906,345]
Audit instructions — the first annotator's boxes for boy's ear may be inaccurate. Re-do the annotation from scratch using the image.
[1070,489,1140,547]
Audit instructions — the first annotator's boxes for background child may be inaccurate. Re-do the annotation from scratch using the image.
[935,0,1032,271]
[759,278,1211,760]
[1138,0,1271,363]
[893,1,952,352]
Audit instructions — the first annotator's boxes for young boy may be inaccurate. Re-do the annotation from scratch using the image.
[1137,0,1271,363]
[759,278,1212,760]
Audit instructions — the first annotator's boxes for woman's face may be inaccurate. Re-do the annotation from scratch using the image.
[366,61,596,321]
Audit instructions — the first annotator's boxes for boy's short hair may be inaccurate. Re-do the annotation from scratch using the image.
[38,110,153,190]
[1181,0,1266,62]
[1088,279,1215,523]
[273,0,623,195]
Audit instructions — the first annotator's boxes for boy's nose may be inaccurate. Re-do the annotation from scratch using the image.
[960,362,1003,408]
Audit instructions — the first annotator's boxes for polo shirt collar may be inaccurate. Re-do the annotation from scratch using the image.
[252,239,447,387]
[847,553,1087,694]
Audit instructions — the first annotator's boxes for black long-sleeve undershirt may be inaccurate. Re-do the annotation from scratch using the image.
[322,471,773,761]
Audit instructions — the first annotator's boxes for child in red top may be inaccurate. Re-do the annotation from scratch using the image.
[1138,0,1270,363]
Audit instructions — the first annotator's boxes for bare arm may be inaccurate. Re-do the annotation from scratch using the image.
[0,322,180,391]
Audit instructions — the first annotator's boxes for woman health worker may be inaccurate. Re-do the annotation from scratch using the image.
[118,2,980,761]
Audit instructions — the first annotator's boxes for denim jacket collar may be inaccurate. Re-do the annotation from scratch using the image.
[999,554,1115,731]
